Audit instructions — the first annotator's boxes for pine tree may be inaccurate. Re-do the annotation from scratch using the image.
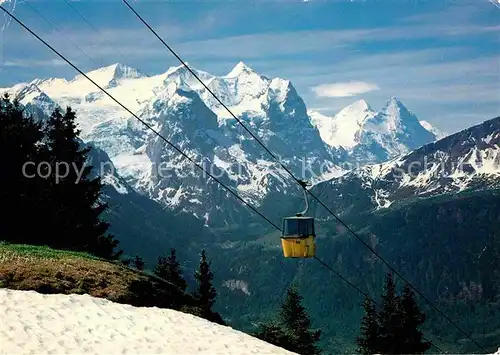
[254,321,293,351]
[133,255,145,270]
[155,255,169,279]
[378,273,402,354]
[193,249,217,313]
[399,284,431,354]
[356,295,380,355]
[358,273,432,354]
[279,285,322,355]
[0,93,47,244]
[255,285,321,355]
[154,248,187,292]
[43,106,121,258]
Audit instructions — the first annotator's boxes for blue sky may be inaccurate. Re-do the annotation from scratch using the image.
[0,0,499,133]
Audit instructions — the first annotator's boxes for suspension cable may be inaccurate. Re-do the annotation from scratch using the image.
[119,2,487,351]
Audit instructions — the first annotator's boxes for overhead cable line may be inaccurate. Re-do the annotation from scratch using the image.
[59,0,136,72]
[313,256,446,354]
[120,1,487,351]
[0,4,281,234]
[23,1,100,69]
[0,5,458,353]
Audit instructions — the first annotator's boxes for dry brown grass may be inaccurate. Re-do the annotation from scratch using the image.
[0,243,227,326]
[0,243,148,302]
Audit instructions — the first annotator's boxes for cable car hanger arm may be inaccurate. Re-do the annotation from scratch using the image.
[296,179,311,217]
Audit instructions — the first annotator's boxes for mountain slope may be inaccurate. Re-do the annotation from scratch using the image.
[211,188,500,354]
[86,143,210,265]
[310,115,500,219]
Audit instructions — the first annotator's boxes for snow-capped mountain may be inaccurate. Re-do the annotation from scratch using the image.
[309,99,376,149]
[1,62,344,227]
[311,116,500,218]
[13,83,61,121]
[86,142,212,264]
[309,97,440,165]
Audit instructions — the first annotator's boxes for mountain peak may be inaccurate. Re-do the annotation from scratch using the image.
[357,96,437,158]
[89,63,143,78]
[162,63,215,91]
[74,63,144,86]
[386,96,406,108]
[110,63,144,79]
[344,99,373,113]
[226,61,254,77]
[308,99,376,149]
[380,96,414,119]
[166,62,192,75]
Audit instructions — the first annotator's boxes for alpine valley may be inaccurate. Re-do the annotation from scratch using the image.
[2,62,499,353]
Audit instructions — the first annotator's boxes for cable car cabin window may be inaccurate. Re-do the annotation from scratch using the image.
[283,218,315,238]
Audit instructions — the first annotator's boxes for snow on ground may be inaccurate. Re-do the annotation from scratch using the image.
[0,289,295,354]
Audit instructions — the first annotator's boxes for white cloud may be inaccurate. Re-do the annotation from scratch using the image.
[2,58,70,67]
[311,81,380,98]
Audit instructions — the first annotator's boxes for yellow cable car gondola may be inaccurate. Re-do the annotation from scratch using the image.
[281,180,316,258]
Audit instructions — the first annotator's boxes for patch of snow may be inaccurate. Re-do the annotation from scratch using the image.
[169,186,184,207]
[311,165,347,185]
[223,279,251,295]
[101,174,129,194]
[373,188,392,209]
[203,212,210,225]
[484,132,497,145]
[0,288,294,354]
[112,152,152,182]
